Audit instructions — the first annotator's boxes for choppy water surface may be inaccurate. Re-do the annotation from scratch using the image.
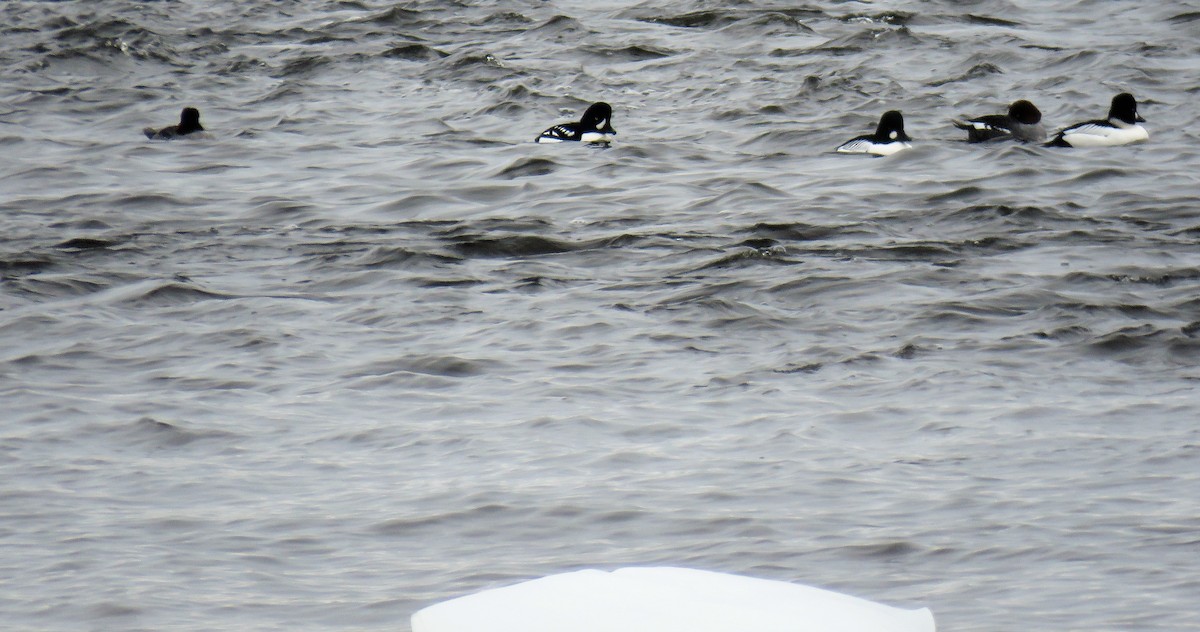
[2,1,1199,630]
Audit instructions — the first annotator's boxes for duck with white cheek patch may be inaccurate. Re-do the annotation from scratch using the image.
[1047,93,1147,147]
[535,102,616,144]
[836,110,911,156]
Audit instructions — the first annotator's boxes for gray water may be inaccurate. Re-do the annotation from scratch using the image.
[2,1,1199,630]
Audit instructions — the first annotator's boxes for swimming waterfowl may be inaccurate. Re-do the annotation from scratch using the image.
[535,102,616,144]
[953,100,1046,143]
[143,107,205,140]
[836,110,911,155]
[1047,93,1147,147]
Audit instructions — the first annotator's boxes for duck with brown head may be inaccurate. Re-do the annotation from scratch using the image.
[953,100,1046,143]
[143,107,205,140]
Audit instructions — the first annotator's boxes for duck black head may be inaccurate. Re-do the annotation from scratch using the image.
[1108,93,1144,125]
[581,102,615,134]
[179,107,204,134]
[875,110,909,142]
